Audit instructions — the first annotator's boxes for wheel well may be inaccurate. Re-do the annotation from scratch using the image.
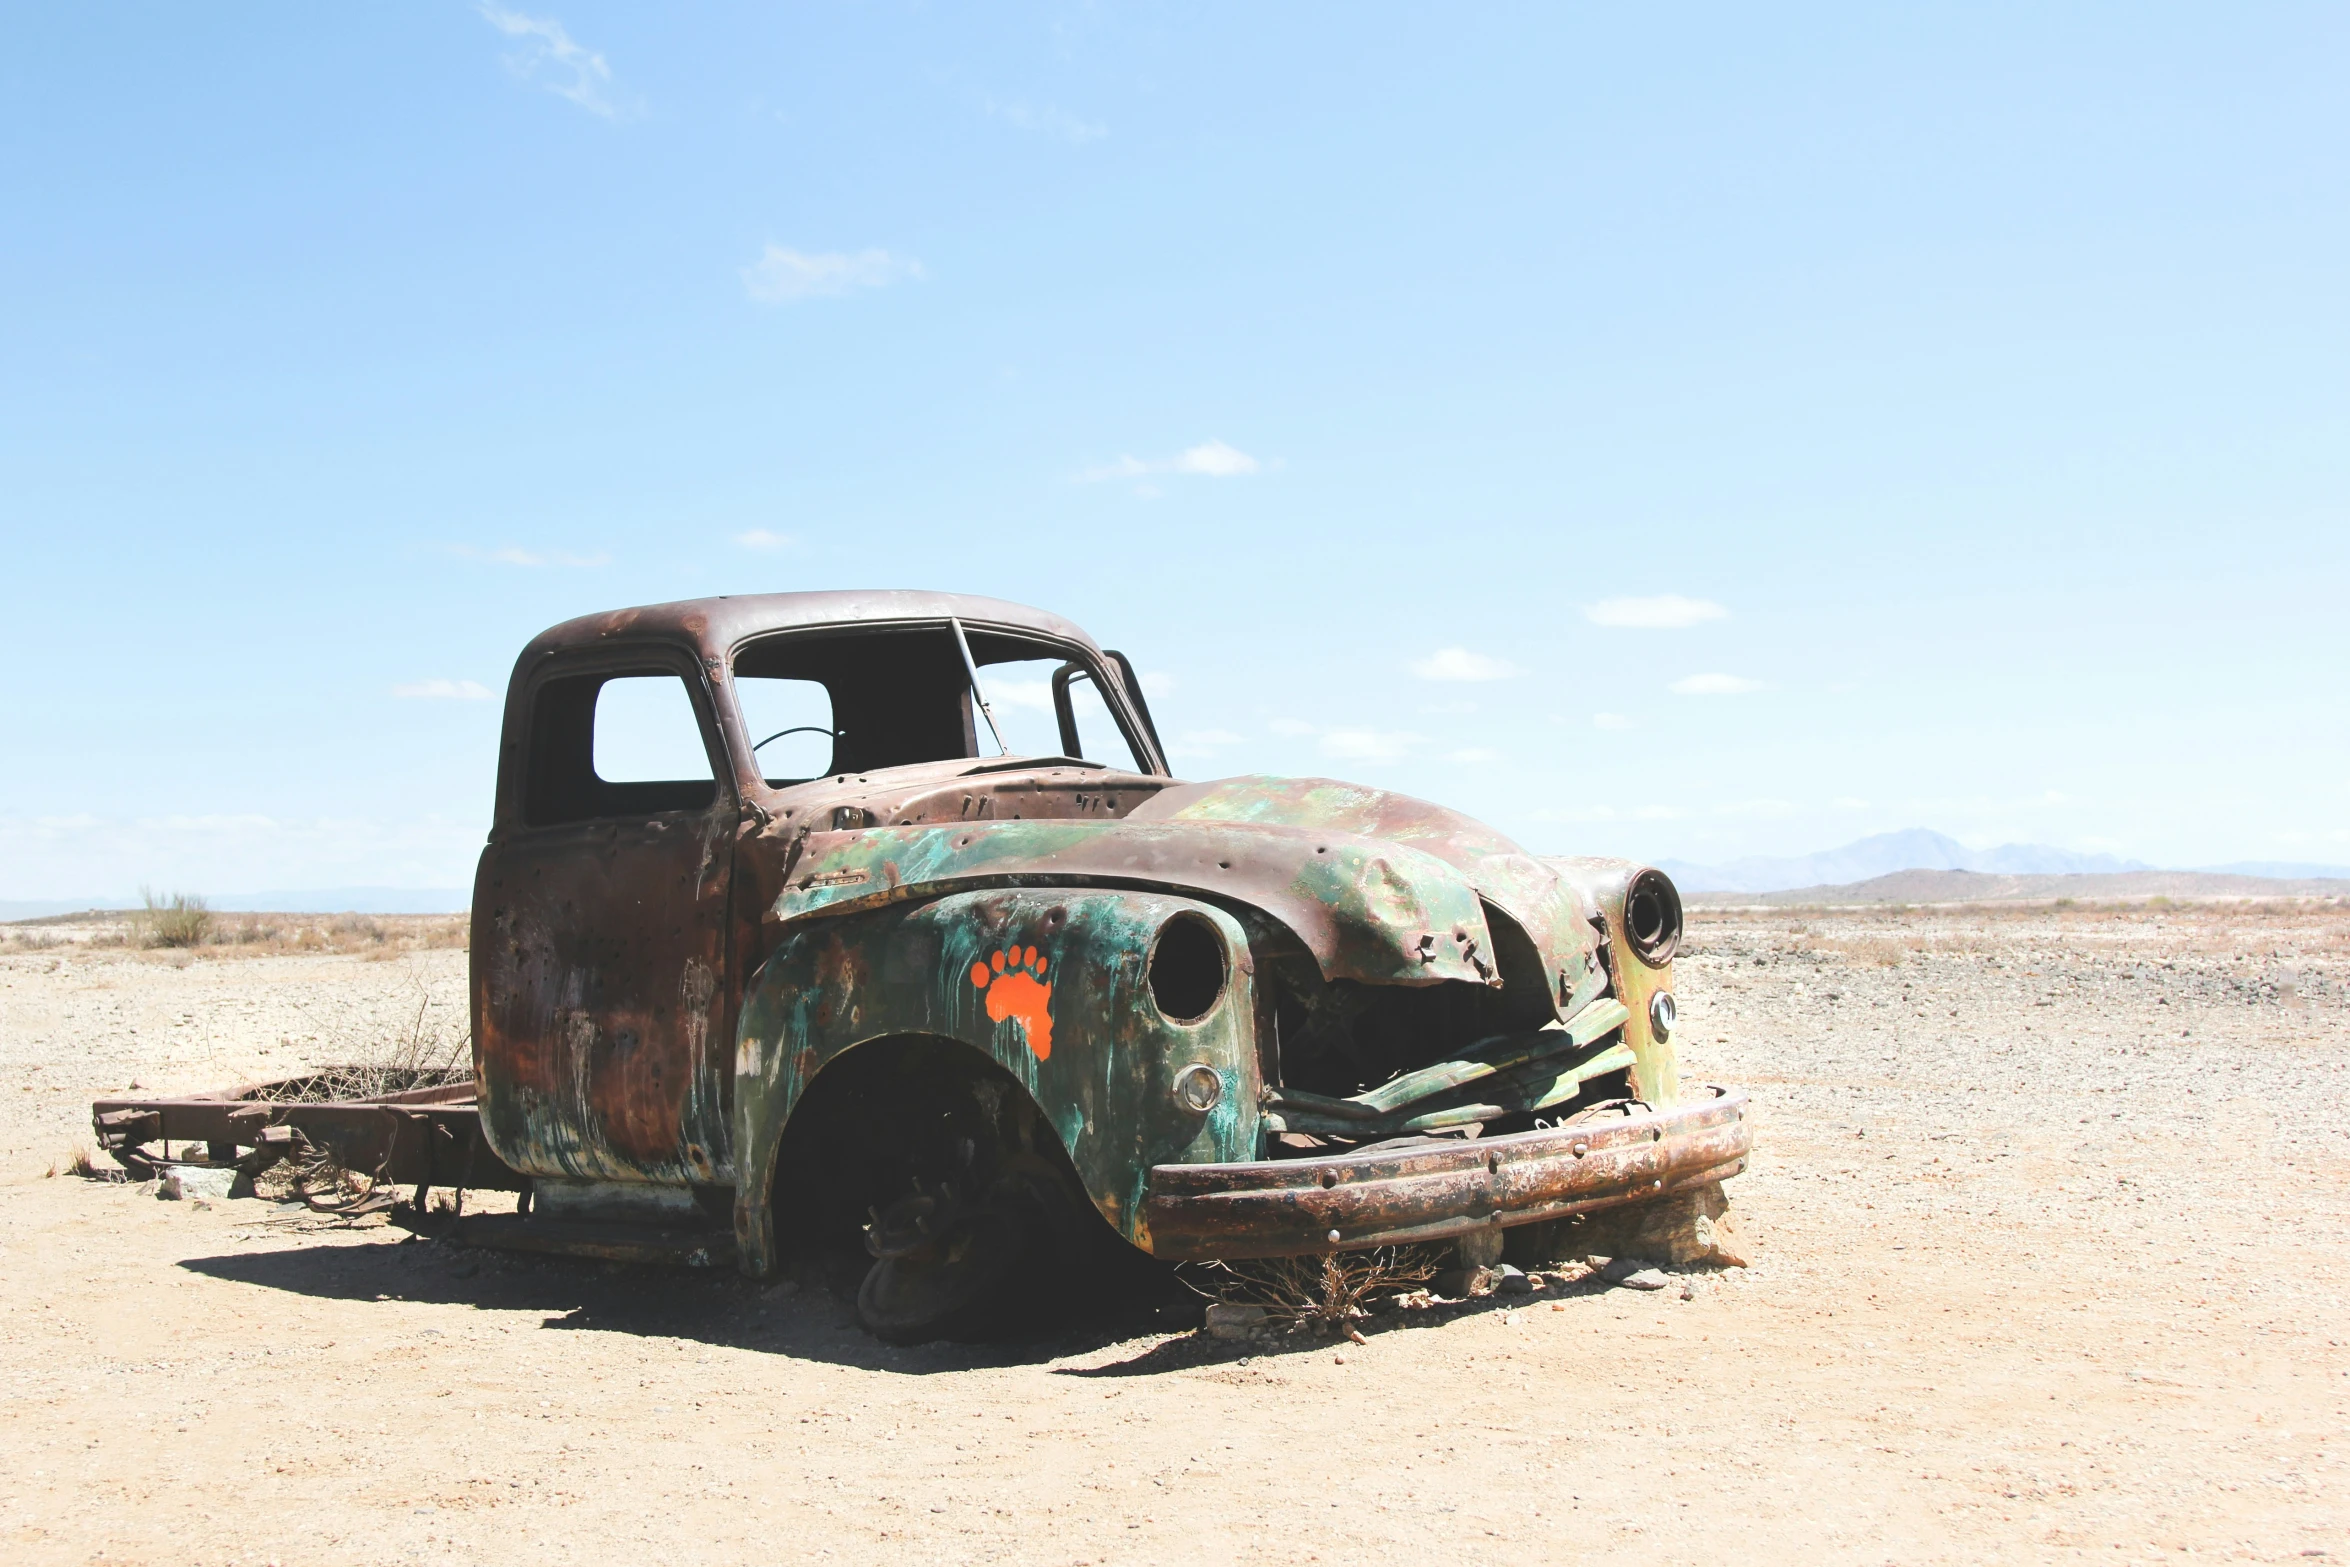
[768,1034,1089,1255]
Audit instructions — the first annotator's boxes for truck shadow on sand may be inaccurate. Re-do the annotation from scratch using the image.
[177,1226,1610,1377]
[175,1227,1201,1375]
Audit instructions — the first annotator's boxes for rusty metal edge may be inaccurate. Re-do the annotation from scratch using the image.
[451,1213,735,1268]
[89,1093,528,1192]
[1140,1085,1750,1260]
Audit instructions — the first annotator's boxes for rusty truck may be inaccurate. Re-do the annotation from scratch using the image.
[95,591,1750,1341]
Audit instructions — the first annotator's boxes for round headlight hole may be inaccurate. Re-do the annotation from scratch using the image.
[1623,868,1684,965]
[1149,914,1226,1023]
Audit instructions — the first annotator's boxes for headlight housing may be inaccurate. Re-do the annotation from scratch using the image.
[1148,913,1227,1022]
[1623,868,1684,966]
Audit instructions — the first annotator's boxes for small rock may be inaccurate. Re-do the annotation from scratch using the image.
[157,1166,238,1202]
[1691,1210,1750,1268]
[1432,1265,1499,1299]
[1577,1183,1749,1269]
[1617,1267,1671,1291]
[1496,1265,1534,1296]
[1599,1256,1650,1285]
[1205,1302,1268,1341]
[764,1279,801,1298]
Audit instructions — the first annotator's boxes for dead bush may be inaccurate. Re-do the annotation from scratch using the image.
[251,1141,399,1212]
[138,888,213,948]
[1827,934,1909,967]
[260,963,472,1102]
[1204,1246,1441,1341]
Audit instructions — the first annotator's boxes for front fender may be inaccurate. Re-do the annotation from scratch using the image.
[730,888,1260,1275]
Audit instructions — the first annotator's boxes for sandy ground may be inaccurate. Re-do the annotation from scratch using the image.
[1,903,2345,1565]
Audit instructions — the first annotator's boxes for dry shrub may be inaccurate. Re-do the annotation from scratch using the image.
[125,910,471,959]
[48,1144,118,1182]
[1827,934,1910,967]
[1206,1246,1440,1340]
[259,963,472,1102]
[250,1142,397,1211]
[242,969,470,1209]
[138,888,213,948]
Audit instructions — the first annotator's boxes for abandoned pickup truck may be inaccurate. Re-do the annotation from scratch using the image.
[95,591,1749,1340]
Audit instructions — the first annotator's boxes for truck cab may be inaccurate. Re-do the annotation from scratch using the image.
[468,591,1749,1341]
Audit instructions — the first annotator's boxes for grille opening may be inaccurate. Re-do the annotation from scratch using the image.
[1149,915,1226,1022]
[1623,869,1683,965]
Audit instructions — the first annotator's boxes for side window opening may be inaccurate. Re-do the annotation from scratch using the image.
[524,669,719,826]
[1049,664,1141,768]
[976,654,1144,771]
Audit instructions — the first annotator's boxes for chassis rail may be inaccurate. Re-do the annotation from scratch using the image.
[1142,1085,1749,1260]
[91,1077,527,1194]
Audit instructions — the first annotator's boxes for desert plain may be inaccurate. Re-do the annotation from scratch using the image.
[0,899,2343,1565]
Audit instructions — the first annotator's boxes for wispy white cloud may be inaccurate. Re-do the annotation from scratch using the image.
[1266,718,1317,737]
[742,246,924,304]
[1592,712,1634,730]
[983,97,1107,144]
[1319,728,1425,762]
[393,679,495,701]
[734,528,795,551]
[1074,439,1261,484]
[1586,595,1729,630]
[445,544,610,568]
[478,5,632,119]
[1831,795,1871,810]
[1411,647,1522,682]
[1448,747,1503,765]
[1670,672,1766,695]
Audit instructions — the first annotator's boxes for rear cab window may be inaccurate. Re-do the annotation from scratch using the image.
[523,665,723,826]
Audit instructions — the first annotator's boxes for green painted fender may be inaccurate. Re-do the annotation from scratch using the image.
[730,888,1260,1276]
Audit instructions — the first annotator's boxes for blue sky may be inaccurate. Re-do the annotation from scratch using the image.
[3,2,2345,899]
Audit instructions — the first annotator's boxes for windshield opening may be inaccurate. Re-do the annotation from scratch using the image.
[730,625,1146,785]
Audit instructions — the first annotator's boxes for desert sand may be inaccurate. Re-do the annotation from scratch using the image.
[1,901,2343,1565]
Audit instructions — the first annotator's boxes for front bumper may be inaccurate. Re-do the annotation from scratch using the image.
[1140,1084,1750,1260]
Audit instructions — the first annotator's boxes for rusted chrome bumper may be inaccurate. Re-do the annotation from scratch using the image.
[1141,1085,1750,1260]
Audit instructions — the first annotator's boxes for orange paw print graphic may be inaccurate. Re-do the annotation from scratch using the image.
[969,944,1054,1061]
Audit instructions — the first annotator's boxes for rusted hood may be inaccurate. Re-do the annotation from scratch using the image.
[1140,775,1603,1006]
[771,774,1600,1007]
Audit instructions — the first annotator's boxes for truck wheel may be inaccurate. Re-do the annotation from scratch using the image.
[856,1195,1027,1345]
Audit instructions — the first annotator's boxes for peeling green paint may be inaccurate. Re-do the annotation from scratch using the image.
[733,888,1258,1269]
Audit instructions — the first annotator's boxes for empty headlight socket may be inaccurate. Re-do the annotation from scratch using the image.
[1148,912,1227,1024]
[1622,868,1684,966]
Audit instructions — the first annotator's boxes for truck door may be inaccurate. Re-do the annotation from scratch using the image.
[472,649,738,1186]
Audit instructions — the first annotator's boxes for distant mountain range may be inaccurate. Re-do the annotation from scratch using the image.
[1658,829,2350,895]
